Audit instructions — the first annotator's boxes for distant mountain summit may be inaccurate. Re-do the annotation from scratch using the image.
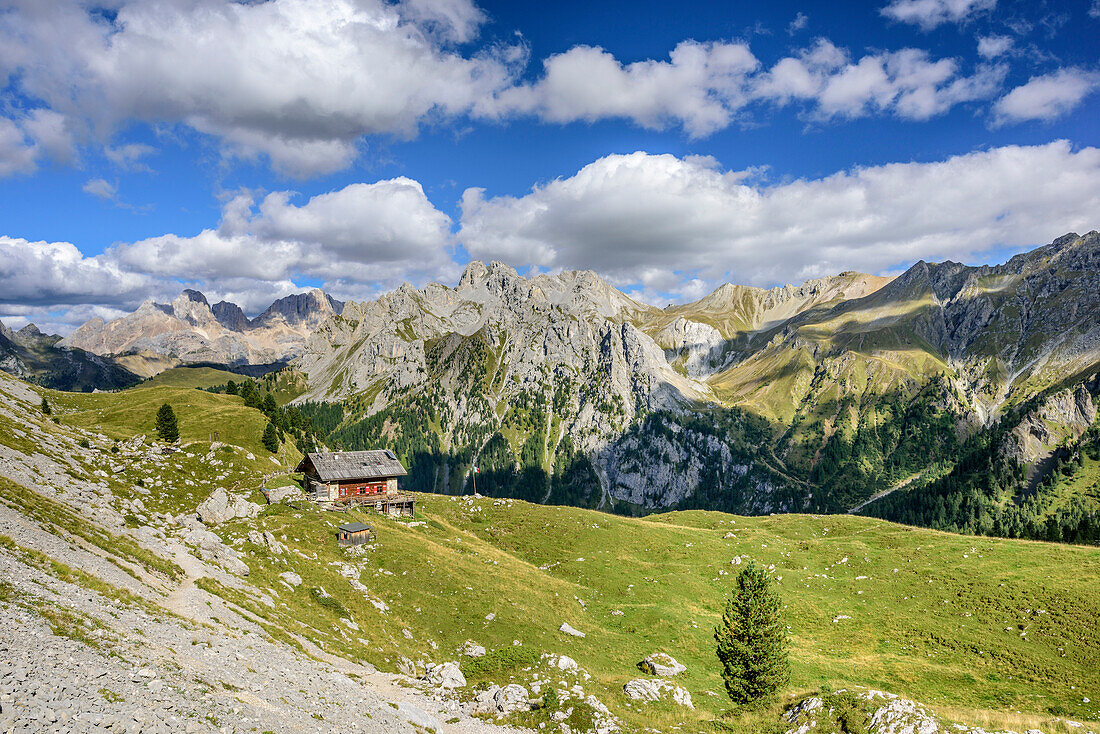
[61,287,342,372]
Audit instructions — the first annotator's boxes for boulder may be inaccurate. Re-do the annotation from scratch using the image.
[639,652,686,677]
[670,685,693,708]
[263,484,302,504]
[474,684,530,714]
[552,655,578,672]
[459,640,487,658]
[396,656,418,678]
[395,702,442,731]
[559,622,586,638]
[196,487,261,525]
[278,571,302,588]
[425,661,466,689]
[623,679,663,702]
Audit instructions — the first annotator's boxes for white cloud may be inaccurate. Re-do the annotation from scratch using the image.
[458,142,1100,298]
[754,41,1005,120]
[492,41,760,138]
[1091,0,1100,19]
[993,68,1099,124]
[977,35,1014,59]
[0,236,153,307]
[82,177,117,200]
[787,12,809,35]
[0,0,520,177]
[114,178,454,286]
[881,0,996,29]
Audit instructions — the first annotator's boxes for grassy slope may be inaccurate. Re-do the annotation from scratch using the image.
[51,384,300,467]
[205,495,1100,732]
[133,366,242,390]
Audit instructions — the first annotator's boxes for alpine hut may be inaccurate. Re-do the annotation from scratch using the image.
[295,450,414,516]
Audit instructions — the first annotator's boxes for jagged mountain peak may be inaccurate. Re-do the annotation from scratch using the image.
[211,300,250,331]
[179,288,209,306]
[253,288,344,327]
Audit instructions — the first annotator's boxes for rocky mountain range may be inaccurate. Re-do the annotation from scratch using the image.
[60,288,344,375]
[56,231,1100,535]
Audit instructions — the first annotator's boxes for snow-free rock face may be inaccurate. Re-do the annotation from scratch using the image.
[295,261,707,466]
[61,288,343,368]
[1003,383,1097,467]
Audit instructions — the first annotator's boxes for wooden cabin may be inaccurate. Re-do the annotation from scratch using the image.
[295,450,415,516]
[337,522,373,546]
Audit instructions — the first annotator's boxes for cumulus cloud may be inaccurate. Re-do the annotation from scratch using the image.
[458,142,1100,298]
[0,236,153,308]
[881,0,996,29]
[0,0,521,177]
[993,68,1099,124]
[492,41,760,137]
[114,177,454,287]
[0,176,456,328]
[753,41,1005,120]
[104,143,156,171]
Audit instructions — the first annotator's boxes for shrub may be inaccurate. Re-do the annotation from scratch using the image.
[40,397,51,415]
[308,587,349,618]
[461,645,541,682]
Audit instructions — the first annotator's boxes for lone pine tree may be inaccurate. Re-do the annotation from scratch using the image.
[715,560,790,705]
[262,422,280,453]
[155,403,179,443]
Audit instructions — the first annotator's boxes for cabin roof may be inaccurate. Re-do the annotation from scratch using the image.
[296,450,408,481]
[338,522,372,533]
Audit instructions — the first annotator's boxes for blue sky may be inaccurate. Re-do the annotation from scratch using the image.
[0,0,1098,332]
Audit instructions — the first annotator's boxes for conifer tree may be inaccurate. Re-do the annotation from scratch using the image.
[40,397,51,415]
[715,561,789,705]
[155,403,179,443]
[261,393,277,416]
[262,422,280,453]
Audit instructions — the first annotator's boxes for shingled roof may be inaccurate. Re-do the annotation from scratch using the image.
[296,450,407,481]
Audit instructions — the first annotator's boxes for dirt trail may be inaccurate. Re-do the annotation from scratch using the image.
[849,471,923,513]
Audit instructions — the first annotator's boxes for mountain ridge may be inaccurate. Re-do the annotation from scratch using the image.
[48,232,1100,534]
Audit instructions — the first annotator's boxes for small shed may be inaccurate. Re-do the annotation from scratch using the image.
[337,522,374,547]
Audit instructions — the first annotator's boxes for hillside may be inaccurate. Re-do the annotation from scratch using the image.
[0,320,140,392]
[0,370,1097,733]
